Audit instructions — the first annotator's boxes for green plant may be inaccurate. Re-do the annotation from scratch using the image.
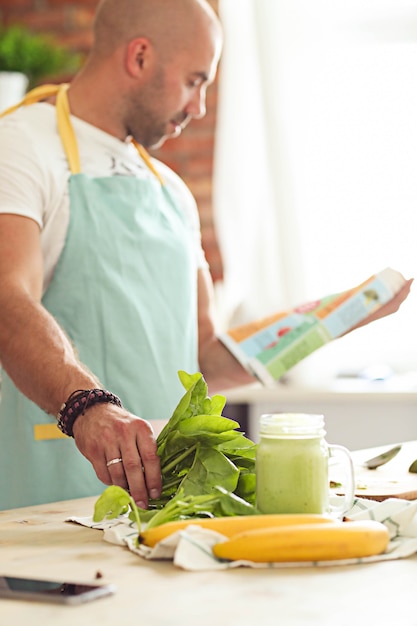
[0,25,82,87]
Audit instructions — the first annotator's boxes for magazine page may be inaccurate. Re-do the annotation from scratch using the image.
[220,268,406,386]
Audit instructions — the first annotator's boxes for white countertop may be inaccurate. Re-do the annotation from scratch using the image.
[223,376,417,404]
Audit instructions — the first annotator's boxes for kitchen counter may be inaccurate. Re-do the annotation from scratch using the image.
[2,445,417,626]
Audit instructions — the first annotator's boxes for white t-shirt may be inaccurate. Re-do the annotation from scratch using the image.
[0,103,207,293]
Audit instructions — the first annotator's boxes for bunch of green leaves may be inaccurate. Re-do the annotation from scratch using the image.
[153,371,257,508]
[94,371,259,530]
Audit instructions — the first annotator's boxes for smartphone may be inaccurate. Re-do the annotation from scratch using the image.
[0,575,116,605]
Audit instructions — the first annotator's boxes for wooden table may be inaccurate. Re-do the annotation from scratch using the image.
[2,445,417,625]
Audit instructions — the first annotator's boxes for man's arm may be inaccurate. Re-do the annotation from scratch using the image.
[197,266,256,392]
[0,214,161,507]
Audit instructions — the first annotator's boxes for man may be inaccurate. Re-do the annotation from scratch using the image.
[0,0,411,511]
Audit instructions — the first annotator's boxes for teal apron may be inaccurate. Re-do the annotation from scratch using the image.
[0,85,198,510]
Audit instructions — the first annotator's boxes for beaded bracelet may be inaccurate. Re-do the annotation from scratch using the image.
[57,388,123,437]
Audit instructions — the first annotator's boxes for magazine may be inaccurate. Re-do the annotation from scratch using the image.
[220,268,406,386]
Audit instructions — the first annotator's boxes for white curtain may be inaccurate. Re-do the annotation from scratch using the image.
[213,0,417,386]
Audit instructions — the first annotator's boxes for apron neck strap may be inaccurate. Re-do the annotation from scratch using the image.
[56,84,81,174]
[131,139,164,185]
[0,83,164,184]
[0,84,63,118]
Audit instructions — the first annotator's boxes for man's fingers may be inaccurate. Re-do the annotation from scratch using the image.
[119,431,162,507]
[103,454,129,489]
[136,431,162,501]
[115,446,148,507]
[112,422,161,507]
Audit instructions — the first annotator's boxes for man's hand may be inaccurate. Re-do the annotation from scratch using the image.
[346,277,413,334]
[72,404,162,508]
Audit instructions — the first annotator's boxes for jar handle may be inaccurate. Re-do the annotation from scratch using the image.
[328,444,355,517]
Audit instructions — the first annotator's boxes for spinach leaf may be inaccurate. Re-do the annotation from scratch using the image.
[179,447,240,496]
[93,485,141,531]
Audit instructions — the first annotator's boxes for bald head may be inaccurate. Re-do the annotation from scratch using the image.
[92,0,221,60]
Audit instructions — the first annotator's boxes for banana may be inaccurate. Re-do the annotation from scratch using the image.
[212,519,390,562]
[139,513,336,547]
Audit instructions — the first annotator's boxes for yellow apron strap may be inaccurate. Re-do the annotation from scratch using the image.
[0,82,164,181]
[56,84,81,174]
[0,83,62,118]
[132,139,165,186]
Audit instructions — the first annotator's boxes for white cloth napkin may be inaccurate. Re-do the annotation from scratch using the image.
[68,497,417,571]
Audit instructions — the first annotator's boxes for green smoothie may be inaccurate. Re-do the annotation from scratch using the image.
[256,423,330,514]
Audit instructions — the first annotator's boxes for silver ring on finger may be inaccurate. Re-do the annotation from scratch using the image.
[106,457,123,468]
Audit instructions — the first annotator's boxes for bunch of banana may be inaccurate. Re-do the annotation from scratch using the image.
[140,513,390,563]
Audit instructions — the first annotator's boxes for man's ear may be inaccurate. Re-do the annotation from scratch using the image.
[125,37,153,77]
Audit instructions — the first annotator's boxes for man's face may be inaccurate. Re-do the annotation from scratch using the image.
[126,27,221,149]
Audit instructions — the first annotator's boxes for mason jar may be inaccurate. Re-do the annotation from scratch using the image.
[256,413,354,515]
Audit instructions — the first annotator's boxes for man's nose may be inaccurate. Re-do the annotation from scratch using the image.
[187,88,207,120]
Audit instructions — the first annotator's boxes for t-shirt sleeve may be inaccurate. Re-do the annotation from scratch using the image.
[0,115,48,228]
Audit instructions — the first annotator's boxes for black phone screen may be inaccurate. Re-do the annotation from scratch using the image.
[0,575,116,604]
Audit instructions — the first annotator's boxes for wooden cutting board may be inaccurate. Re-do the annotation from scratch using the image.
[335,440,417,502]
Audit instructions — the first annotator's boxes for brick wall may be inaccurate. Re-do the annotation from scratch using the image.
[0,0,223,281]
